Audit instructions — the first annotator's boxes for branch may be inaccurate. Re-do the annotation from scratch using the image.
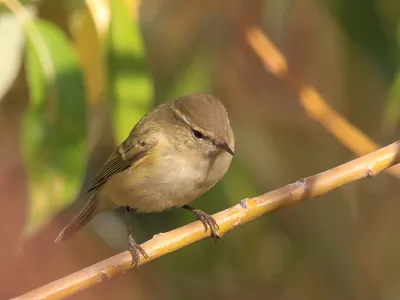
[13,141,400,300]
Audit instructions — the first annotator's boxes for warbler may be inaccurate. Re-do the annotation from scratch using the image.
[55,93,235,267]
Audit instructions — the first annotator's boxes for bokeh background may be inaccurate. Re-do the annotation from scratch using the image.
[1,0,400,299]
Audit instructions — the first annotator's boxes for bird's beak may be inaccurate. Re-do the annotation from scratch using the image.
[219,142,235,156]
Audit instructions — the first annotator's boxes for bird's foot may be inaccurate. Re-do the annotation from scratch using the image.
[128,234,148,269]
[194,210,221,242]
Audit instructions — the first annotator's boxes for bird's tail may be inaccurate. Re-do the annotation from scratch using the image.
[54,193,99,243]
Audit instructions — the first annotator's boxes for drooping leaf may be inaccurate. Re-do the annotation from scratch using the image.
[323,0,397,78]
[383,70,400,131]
[70,3,107,105]
[0,13,24,102]
[23,19,88,235]
[383,21,400,131]
[107,0,153,142]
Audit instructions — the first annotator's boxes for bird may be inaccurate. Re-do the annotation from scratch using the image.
[55,93,235,267]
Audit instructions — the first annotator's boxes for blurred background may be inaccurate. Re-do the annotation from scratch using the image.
[1,0,400,299]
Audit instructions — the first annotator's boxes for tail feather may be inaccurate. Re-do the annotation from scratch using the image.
[55,194,98,243]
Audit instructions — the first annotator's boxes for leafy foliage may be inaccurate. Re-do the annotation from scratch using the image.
[24,19,87,234]
[107,0,153,142]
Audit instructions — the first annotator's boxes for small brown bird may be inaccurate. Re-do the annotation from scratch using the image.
[55,93,235,267]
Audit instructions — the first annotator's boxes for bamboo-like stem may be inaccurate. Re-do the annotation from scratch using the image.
[218,3,400,177]
[244,26,379,157]
[12,141,400,300]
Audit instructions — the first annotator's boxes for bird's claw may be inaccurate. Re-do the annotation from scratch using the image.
[128,234,148,269]
[195,210,221,242]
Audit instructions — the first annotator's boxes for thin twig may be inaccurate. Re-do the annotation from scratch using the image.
[12,140,400,300]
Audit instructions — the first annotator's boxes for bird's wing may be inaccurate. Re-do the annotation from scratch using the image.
[85,137,158,193]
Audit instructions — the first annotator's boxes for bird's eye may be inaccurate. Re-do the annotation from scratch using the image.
[192,129,203,139]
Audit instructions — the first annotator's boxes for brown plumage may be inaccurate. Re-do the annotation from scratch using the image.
[55,93,235,268]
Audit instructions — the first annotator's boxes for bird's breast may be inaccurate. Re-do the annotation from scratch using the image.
[99,149,232,213]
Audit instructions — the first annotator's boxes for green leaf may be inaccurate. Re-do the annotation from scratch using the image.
[323,0,397,78]
[107,0,153,142]
[383,71,400,130]
[383,21,400,131]
[0,13,24,102]
[23,20,88,235]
